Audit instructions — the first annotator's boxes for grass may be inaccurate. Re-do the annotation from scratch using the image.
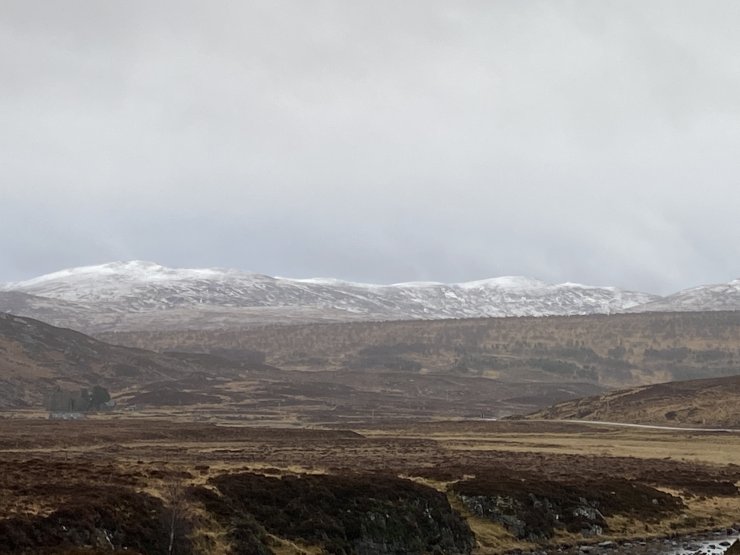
[447,493,534,554]
[370,424,740,466]
[0,418,739,554]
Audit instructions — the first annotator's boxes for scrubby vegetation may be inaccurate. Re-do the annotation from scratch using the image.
[0,419,739,554]
[452,473,682,541]
[0,486,190,554]
[196,472,474,554]
[104,311,740,390]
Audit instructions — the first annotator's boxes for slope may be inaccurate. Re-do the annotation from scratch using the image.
[0,312,258,408]
[0,312,603,419]
[630,278,740,313]
[527,373,740,428]
[1,261,659,333]
[103,310,740,390]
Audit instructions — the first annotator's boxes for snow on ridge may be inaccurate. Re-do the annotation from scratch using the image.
[389,281,446,288]
[8,260,166,288]
[455,276,550,290]
[7,262,606,293]
[0,260,670,327]
[6,261,740,333]
[7,260,259,288]
[626,277,740,313]
[285,277,381,288]
[4,262,145,288]
[5,261,652,292]
[556,281,616,290]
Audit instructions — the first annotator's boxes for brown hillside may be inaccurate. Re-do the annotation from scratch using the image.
[0,313,601,419]
[527,373,740,427]
[100,311,740,389]
[0,313,266,409]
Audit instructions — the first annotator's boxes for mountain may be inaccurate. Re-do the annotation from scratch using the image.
[0,290,101,333]
[104,310,740,390]
[526,373,740,428]
[0,311,317,413]
[0,261,659,333]
[0,312,603,418]
[630,278,740,313]
[0,312,266,409]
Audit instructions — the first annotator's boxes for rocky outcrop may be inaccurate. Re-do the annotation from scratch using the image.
[192,472,476,554]
[0,486,191,554]
[453,474,683,543]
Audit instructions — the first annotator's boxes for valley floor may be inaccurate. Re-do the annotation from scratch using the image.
[0,416,738,554]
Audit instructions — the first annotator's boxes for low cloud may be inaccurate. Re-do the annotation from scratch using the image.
[2,1,739,294]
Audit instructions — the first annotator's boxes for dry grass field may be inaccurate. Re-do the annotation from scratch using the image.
[0,417,738,554]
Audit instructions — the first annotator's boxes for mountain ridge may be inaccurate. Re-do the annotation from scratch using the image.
[0,261,657,332]
[1,261,738,333]
[628,277,740,314]
[3,261,638,294]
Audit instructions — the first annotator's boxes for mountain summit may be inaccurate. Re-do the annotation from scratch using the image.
[0,261,661,332]
[629,278,740,313]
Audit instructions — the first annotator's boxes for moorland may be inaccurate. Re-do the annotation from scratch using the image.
[0,418,739,554]
[102,311,740,389]
[2,310,740,553]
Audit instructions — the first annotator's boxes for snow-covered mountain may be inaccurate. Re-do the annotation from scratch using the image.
[629,278,740,313]
[0,261,661,333]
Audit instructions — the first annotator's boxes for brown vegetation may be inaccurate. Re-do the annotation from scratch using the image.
[529,374,740,427]
[6,310,740,423]
[0,313,272,409]
[0,418,738,554]
[192,472,474,554]
[101,311,740,389]
[0,313,605,420]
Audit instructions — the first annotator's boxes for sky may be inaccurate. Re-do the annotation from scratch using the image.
[2,1,740,294]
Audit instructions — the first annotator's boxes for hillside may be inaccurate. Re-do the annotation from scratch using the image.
[0,313,601,419]
[0,313,267,409]
[527,373,740,428]
[102,311,740,390]
[0,261,659,332]
[630,278,740,313]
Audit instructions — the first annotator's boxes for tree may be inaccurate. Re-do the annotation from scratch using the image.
[90,385,111,410]
[163,479,188,555]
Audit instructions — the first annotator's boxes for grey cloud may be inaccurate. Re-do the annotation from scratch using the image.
[2,1,740,294]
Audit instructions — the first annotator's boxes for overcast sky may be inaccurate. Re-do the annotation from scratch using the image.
[2,1,739,294]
